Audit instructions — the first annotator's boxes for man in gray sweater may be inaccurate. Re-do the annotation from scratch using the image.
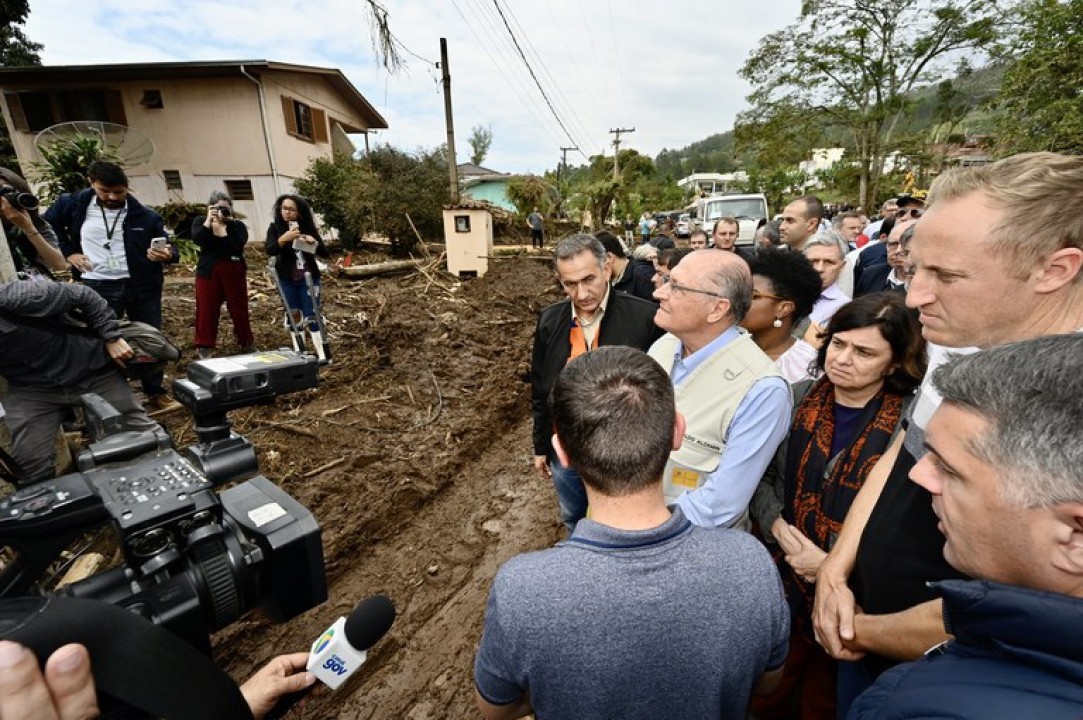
[474,346,789,720]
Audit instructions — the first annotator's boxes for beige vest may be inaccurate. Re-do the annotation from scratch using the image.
[648,330,781,526]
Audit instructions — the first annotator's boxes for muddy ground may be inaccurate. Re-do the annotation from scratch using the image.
[153,245,564,718]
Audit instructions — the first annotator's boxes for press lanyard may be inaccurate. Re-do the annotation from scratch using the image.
[99,203,124,241]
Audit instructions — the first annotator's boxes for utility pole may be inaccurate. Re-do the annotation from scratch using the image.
[558,146,578,216]
[609,127,635,180]
[440,38,459,204]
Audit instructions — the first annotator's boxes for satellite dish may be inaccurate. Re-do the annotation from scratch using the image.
[34,121,155,167]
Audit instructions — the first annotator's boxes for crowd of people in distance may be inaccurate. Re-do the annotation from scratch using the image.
[2,152,1082,720]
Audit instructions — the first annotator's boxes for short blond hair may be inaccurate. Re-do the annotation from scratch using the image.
[927,152,1083,281]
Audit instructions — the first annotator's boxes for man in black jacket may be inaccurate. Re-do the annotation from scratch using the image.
[44,161,180,412]
[531,234,662,531]
[0,281,155,486]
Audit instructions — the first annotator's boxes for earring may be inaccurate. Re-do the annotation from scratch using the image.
[772,318,783,328]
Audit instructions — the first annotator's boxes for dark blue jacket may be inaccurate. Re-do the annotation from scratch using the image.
[45,189,177,298]
[849,579,1083,719]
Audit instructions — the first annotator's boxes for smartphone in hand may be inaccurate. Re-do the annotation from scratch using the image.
[150,237,168,251]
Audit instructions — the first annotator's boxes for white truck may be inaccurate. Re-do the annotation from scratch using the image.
[695,193,769,247]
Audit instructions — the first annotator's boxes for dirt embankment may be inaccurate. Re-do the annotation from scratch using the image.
[157,250,563,718]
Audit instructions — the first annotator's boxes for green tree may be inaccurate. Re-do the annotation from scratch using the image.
[30,136,120,204]
[993,0,1083,155]
[741,0,1007,209]
[506,175,555,216]
[467,124,493,166]
[1,0,42,170]
[297,145,450,256]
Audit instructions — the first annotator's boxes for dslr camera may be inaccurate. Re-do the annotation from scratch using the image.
[0,184,39,211]
[214,205,232,219]
[0,350,326,651]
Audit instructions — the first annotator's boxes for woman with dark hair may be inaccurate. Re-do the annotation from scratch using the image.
[265,194,330,352]
[750,292,926,720]
[741,247,825,384]
[191,190,254,357]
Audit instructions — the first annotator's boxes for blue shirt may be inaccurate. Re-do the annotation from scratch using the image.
[666,326,793,528]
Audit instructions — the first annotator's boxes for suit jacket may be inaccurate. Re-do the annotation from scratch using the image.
[530,291,662,455]
[853,242,888,288]
[854,263,906,297]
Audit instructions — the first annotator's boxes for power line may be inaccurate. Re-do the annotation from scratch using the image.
[446,0,566,149]
[490,0,589,160]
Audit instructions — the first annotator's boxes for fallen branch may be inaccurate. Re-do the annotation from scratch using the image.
[419,369,443,427]
[405,213,432,259]
[303,457,348,478]
[249,421,319,439]
[339,259,423,279]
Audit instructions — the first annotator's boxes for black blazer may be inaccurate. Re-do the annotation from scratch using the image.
[530,291,662,455]
[854,263,906,297]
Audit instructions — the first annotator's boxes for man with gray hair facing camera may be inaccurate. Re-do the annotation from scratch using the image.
[850,333,1083,718]
[477,346,789,720]
[530,234,661,532]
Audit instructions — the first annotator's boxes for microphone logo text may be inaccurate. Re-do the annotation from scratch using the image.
[323,654,349,676]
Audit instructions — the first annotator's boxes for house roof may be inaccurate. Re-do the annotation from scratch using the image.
[0,60,388,130]
[457,162,506,177]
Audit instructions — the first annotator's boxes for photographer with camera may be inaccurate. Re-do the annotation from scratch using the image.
[0,167,67,280]
[0,639,317,719]
[0,280,155,487]
[191,192,254,359]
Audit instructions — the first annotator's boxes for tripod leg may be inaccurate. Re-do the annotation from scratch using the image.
[303,272,331,364]
[269,264,308,354]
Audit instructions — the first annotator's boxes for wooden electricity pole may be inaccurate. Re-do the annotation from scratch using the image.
[440,38,460,204]
[609,127,635,180]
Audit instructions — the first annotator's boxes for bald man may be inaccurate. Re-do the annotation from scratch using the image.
[649,250,791,529]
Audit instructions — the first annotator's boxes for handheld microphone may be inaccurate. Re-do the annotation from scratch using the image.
[266,595,395,719]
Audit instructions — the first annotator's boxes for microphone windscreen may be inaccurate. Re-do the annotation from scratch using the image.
[342,595,395,651]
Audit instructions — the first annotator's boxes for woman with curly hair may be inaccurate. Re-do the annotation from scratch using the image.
[265,194,330,358]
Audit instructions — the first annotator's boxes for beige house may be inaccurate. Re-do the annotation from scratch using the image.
[0,60,387,234]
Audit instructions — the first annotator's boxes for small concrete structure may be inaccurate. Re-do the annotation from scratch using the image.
[443,205,493,278]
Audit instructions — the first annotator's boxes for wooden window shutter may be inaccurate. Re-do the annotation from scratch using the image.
[104,89,127,125]
[5,92,28,131]
[281,95,298,135]
[311,108,328,143]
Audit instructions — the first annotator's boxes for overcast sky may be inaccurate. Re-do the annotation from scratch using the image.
[25,0,800,174]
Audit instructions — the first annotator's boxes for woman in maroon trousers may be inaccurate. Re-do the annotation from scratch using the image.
[191,191,254,357]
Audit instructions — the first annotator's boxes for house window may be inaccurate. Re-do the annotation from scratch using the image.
[280,95,329,143]
[455,215,471,233]
[224,180,254,201]
[140,90,164,109]
[5,89,126,132]
[163,170,183,190]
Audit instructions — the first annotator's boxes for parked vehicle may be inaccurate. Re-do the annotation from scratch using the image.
[696,193,769,246]
[676,213,692,238]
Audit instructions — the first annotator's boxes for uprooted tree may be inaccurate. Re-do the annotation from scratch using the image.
[296,144,451,256]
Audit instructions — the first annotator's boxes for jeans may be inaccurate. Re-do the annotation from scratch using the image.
[550,453,587,532]
[81,279,166,397]
[278,276,321,331]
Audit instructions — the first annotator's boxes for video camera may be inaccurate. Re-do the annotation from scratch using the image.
[0,350,325,651]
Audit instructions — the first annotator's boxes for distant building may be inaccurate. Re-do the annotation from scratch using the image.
[0,60,387,233]
[458,163,517,212]
[677,172,748,196]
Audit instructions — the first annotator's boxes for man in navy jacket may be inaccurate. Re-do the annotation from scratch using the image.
[45,161,180,412]
[849,334,1083,719]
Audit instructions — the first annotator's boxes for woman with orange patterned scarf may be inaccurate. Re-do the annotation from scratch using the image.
[750,292,926,720]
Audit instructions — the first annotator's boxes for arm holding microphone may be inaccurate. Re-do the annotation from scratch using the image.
[0,640,315,720]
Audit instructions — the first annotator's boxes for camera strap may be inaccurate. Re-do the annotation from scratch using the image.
[1,596,255,720]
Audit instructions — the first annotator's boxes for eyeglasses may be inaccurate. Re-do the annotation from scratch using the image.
[751,289,786,301]
[661,276,726,299]
[895,208,924,219]
[885,240,902,249]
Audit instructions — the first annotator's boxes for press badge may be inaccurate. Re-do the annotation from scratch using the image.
[671,467,700,489]
[106,254,121,271]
